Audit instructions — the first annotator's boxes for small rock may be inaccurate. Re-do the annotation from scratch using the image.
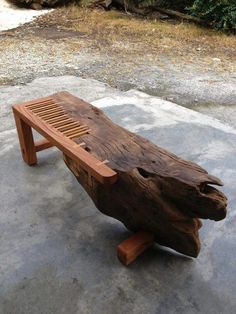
[160,14,169,20]
[212,58,221,62]
[30,2,43,9]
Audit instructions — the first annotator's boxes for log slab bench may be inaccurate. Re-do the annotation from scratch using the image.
[12,91,227,265]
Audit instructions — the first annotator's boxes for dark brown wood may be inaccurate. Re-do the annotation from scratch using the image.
[117,231,155,265]
[60,92,227,258]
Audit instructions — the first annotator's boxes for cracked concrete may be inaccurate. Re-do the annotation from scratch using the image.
[0,76,236,314]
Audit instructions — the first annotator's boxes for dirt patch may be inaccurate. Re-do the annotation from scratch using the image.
[29,7,236,61]
[3,6,236,73]
[0,6,235,124]
[27,27,87,40]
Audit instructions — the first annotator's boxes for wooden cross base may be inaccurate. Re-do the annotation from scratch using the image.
[117,231,155,266]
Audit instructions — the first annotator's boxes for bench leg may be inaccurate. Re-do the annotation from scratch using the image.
[117,231,155,266]
[14,113,37,166]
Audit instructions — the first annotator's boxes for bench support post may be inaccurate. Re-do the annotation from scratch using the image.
[117,231,155,266]
[13,113,37,166]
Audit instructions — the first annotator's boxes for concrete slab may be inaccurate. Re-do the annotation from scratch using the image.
[0,76,236,314]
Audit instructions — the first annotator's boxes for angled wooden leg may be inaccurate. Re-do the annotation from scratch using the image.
[117,231,155,266]
[13,113,37,166]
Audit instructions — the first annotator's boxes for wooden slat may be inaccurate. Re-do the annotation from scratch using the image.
[26,101,53,108]
[37,108,64,117]
[48,115,70,124]
[57,122,80,131]
[26,100,54,109]
[51,118,74,127]
[31,104,58,113]
[68,129,90,139]
[63,125,88,136]
[42,112,65,120]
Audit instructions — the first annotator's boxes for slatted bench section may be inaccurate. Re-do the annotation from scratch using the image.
[12,93,118,185]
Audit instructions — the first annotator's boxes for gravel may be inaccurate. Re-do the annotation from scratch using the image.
[0,12,236,127]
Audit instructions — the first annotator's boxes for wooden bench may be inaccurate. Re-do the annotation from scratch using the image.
[12,91,153,265]
[12,93,118,185]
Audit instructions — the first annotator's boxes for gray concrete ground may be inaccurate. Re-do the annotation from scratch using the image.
[0,76,236,314]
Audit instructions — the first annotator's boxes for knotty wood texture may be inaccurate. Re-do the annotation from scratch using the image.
[60,92,227,257]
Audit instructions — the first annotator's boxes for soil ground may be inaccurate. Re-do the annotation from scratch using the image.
[0,6,236,126]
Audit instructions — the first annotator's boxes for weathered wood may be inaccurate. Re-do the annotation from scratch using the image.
[60,92,227,258]
[152,7,206,25]
[94,0,206,26]
[13,92,227,258]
